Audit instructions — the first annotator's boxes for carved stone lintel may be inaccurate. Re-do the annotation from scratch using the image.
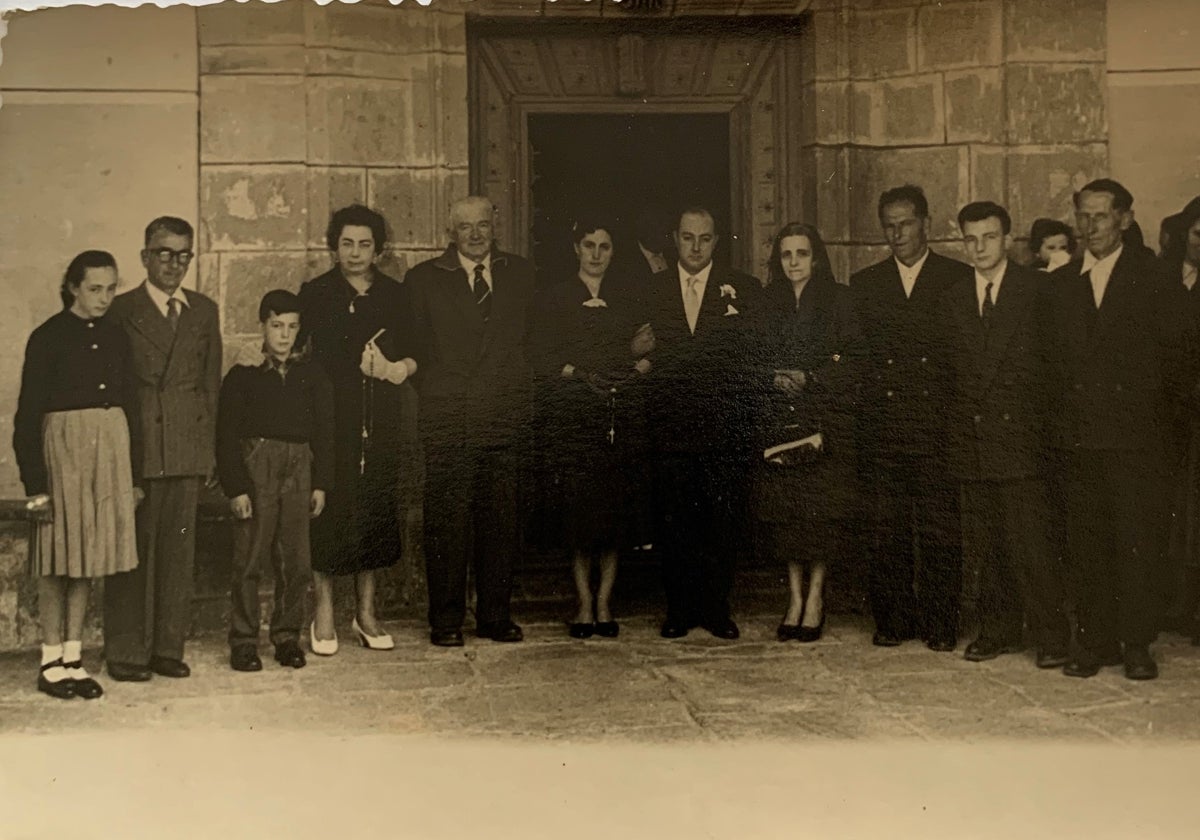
[617,34,647,97]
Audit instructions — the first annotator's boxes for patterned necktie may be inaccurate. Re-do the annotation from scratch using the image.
[167,297,180,333]
[685,276,701,334]
[473,263,492,323]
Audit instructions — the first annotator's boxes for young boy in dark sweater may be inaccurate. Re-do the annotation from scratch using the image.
[216,290,335,671]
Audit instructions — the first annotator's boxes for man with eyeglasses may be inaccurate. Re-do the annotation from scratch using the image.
[103,216,222,682]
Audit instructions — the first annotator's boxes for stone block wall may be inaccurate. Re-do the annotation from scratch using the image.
[799,0,1108,278]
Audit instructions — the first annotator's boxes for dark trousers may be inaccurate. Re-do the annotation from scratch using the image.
[229,439,313,648]
[1065,449,1168,651]
[656,452,743,625]
[423,443,518,631]
[865,456,962,638]
[103,475,199,665]
[963,477,1069,651]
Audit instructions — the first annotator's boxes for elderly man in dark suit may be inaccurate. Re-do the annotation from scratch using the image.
[1047,178,1196,681]
[851,185,973,651]
[103,216,221,681]
[643,206,761,640]
[404,196,536,647]
[940,201,1069,668]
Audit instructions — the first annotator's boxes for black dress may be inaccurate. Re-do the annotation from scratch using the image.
[754,277,862,553]
[298,267,412,575]
[531,274,649,553]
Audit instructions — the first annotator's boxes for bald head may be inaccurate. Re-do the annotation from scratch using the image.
[449,196,495,261]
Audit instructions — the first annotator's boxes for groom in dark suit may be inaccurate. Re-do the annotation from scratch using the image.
[104,216,222,681]
[851,185,972,651]
[404,196,536,647]
[643,206,762,639]
[940,201,1069,668]
[1046,178,1196,680]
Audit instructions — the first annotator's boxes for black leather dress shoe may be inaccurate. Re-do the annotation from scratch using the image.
[230,647,263,672]
[963,637,1021,662]
[62,662,104,700]
[872,630,905,647]
[926,634,957,653]
[777,623,802,642]
[702,619,740,640]
[476,621,524,643]
[1123,646,1158,681]
[568,623,594,639]
[660,620,690,639]
[38,660,76,700]
[106,661,152,682]
[594,621,619,638]
[1035,648,1070,669]
[430,628,464,647]
[274,641,306,669]
[1063,649,1122,678]
[149,657,191,678]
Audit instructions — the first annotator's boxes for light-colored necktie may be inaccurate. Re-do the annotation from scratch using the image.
[1084,269,1104,309]
[685,276,701,334]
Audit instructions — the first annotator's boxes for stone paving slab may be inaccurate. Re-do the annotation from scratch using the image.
[2,613,1200,744]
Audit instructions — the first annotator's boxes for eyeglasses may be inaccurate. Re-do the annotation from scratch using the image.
[145,248,195,265]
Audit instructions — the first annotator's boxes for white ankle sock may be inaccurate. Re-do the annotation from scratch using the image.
[62,640,82,664]
[62,641,88,678]
[40,644,69,682]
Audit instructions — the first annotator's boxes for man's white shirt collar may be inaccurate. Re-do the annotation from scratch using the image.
[975,260,1008,315]
[894,249,930,298]
[1081,244,1123,308]
[143,281,188,319]
[678,261,714,291]
[1183,261,1198,291]
[458,250,492,289]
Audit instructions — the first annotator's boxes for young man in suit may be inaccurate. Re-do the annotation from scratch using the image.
[850,185,972,651]
[643,206,762,640]
[103,217,222,681]
[941,201,1069,668]
[1047,178,1196,680]
[404,196,536,647]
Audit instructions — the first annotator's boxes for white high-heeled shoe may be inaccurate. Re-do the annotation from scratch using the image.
[310,622,338,656]
[352,617,394,651]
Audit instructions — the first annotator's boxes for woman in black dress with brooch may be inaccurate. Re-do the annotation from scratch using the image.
[755,223,862,642]
[532,218,650,639]
[298,205,416,654]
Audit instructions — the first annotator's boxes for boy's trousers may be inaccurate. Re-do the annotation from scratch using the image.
[229,438,313,648]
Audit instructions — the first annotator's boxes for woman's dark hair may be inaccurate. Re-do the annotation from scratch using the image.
[571,216,616,247]
[325,204,387,253]
[1028,218,1077,260]
[1163,197,1200,267]
[767,222,835,286]
[61,250,117,309]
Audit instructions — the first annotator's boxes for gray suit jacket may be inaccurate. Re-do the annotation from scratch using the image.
[108,283,222,478]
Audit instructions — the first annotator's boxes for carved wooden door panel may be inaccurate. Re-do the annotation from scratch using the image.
[469,24,803,279]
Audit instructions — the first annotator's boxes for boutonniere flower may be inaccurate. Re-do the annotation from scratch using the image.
[720,284,737,300]
[582,298,608,308]
[724,304,739,316]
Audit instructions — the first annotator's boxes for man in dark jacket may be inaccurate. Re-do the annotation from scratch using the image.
[850,185,972,651]
[642,206,762,640]
[404,196,536,647]
[1047,178,1196,680]
[940,201,1069,668]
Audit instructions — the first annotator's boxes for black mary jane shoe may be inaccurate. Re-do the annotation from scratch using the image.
[777,623,802,642]
[37,660,76,701]
[568,622,595,639]
[797,614,825,643]
[594,621,620,639]
[63,661,104,699]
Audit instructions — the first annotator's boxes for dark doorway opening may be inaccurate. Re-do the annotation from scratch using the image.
[527,112,731,287]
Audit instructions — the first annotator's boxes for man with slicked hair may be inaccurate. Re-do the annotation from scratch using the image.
[403,196,536,647]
